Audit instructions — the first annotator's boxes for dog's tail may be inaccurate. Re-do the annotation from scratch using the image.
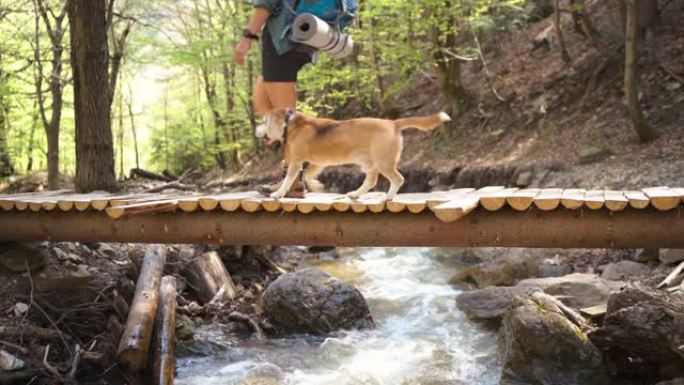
[394,112,451,132]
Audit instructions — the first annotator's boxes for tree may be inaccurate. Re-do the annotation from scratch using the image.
[108,0,134,106]
[0,72,14,177]
[554,0,571,64]
[623,0,658,142]
[68,0,118,192]
[33,0,67,190]
[426,5,471,115]
[569,0,601,47]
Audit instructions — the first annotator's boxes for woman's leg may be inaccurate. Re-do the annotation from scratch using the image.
[252,76,272,116]
[264,81,298,109]
[256,80,306,197]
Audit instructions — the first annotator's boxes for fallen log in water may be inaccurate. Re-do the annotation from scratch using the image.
[117,245,167,372]
[183,251,236,304]
[153,276,177,385]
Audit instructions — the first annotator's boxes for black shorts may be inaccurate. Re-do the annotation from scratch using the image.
[261,31,311,82]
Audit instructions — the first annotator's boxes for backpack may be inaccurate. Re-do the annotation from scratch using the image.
[284,0,357,30]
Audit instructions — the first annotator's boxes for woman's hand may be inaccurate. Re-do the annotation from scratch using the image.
[234,38,252,65]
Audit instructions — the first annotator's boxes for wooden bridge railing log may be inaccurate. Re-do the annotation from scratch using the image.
[0,207,682,248]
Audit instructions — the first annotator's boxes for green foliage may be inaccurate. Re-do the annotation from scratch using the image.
[0,0,539,177]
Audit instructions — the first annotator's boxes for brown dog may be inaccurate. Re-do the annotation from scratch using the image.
[256,109,451,200]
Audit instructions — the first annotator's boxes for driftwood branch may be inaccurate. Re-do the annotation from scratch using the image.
[117,245,168,372]
[468,19,507,103]
[255,252,287,275]
[143,182,195,193]
[0,325,67,341]
[228,311,267,342]
[130,168,174,182]
[658,260,684,289]
[658,60,684,84]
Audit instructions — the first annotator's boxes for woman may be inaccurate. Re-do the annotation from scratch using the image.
[234,0,312,198]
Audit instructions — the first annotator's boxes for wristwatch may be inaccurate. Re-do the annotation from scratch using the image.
[242,28,259,41]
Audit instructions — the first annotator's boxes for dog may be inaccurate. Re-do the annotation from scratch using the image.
[256,108,451,200]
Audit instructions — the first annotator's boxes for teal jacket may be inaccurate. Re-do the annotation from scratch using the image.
[254,0,296,55]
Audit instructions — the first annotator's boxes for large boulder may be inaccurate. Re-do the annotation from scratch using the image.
[517,273,614,309]
[456,285,541,321]
[262,268,374,335]
[538,259,572,278]
[450,253,541,288]
[499,292,609,385]
[634,248,660,262]
[660,249,684,265]
[589,285,684,380]
[656,379,684,385]
[600,260,650,281]
[0,242,47,273]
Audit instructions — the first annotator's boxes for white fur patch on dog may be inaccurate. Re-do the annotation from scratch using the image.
[438,112,452,122]
[255,123,267,138]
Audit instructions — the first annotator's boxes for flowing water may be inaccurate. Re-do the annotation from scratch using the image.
[176,248,500,385]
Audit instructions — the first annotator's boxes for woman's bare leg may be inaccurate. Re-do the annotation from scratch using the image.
[264,81,297,109]
[253,77,272,116]
[256,80,305,197]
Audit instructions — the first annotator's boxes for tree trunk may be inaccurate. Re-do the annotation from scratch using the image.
[619,0,658,39]
[624,0,658,142]
[569,0,601,46]
[194,71,209,154]
[427,11,469,115]
[126,90,140,169]
[0,98,13,177]
[246,59,259,154]
[163,92,170,171]
[118,87,125,179]
[46,125,59,188]
[222,60,239,169]
[218,3,239,170]
[34,0,66,190]
[201,65,227,169]
[109,20,132,107]
[68,0,118,192]
[368,14,387,115]
[26,104,38,172]
[555,0,572,64]
[636,0,658,38]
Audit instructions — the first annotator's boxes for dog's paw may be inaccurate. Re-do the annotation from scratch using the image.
[270,191,286,199]
[307,179,325,193]
[346,191,360,200]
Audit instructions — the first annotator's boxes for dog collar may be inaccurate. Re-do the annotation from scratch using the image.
[282,108,295,147]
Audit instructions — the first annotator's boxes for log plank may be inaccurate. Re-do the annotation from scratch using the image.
[153,276,177,385]
[117,245,167,372]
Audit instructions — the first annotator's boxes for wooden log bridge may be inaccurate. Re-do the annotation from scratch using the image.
[0,187,683,248]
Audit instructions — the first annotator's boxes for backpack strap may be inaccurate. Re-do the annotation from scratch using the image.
[337,0,346,14]
[280,0,298,16]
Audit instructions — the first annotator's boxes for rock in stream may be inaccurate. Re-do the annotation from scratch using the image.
[262,268,374,335]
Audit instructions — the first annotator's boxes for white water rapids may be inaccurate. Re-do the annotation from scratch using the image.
[176,247,500,385]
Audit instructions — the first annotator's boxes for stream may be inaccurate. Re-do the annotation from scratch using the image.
[176,247,500,385]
